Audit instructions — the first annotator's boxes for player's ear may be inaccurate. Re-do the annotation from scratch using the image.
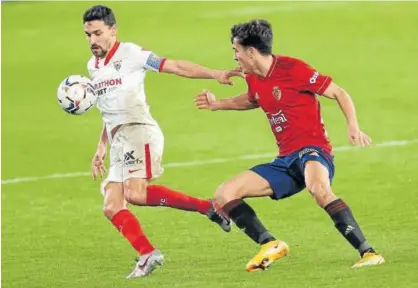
[248,47,256,59]
[111,24,117,36]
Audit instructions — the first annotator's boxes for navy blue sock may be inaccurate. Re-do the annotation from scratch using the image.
[223,199,275,244]
[324,199,374,256]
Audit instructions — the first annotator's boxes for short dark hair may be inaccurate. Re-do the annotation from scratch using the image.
[231,19,273,55]
[83,5,116,26]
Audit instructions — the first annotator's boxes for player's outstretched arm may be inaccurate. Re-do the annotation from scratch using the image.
[322,82,372,147]
[161,59,243,85]
[194,90,259,111]
[91,123,108,180]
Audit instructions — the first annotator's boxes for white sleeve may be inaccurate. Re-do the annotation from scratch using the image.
[128,43,166,73]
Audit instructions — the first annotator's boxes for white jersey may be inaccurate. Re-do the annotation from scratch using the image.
[87,41,165,140]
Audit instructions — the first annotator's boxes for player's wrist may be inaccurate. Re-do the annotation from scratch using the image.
[97,142,107,150]
[210,70,220,80]
[347,120,359,129]
[210,102,220,111]
[211,99,226,111]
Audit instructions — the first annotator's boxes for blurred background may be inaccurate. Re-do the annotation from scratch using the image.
[2,2,418,287]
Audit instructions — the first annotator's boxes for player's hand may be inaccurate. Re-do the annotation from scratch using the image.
[194,90,218,110]
[348,125,372,147]
[213,68,244,85]
[91,144,107,180]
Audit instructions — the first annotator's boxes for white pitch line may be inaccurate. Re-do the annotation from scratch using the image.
[2,139,418,185]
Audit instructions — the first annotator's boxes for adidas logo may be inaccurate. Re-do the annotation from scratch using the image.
[344,225,355,235]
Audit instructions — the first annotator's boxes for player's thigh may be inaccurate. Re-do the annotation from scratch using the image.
[251,159,305,201]
[123,177,149,205]
[100,129,125,197]
[121,124,164,183]
[215,170,273,205]
[102,182,127,219]
[302,151,336,206]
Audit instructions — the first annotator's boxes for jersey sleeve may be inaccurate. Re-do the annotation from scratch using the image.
[127,43,167,73]
[293,60,332,95]
[245,75,257,103]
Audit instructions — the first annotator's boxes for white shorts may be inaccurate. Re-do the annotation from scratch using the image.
[101,123,164,195]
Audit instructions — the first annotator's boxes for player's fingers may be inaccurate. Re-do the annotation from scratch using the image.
[195,100,208,106]
[220,79,233,85]
[197,104,209,109]
[99,165,106,177]
[359,135,366,147]
[91,166,97,180]
[362,133,372,147]
[230,69,245,78]
[361,132,372,145]
[197,91,207,97]
[96,163,102,177]
[359,134,366,147]
[349,135,356,146]
[194,96,207,102]
[352,136,360,146]
[194,95,207,102]
[366,134,373,145]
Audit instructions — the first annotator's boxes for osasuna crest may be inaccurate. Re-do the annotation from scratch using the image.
[272,86,281,100]
[113,60,122,71]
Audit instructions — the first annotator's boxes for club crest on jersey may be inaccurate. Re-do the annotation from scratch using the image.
[272,86,281,100]
[113,60,122,71]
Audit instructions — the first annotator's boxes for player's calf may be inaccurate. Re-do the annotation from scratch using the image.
[103,182,155,257]
[123,179,230,231]
[324,198,375,255]
[304,156,384,265]
[103,182,126,220]
[214,172,277,244]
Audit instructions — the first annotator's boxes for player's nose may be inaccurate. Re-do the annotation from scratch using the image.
[89,35,99,44]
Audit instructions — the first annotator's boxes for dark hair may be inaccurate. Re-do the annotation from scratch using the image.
[83,5,116,26]
[231,19,273,55]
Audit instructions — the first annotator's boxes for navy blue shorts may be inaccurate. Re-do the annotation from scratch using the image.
[250,146,335,200]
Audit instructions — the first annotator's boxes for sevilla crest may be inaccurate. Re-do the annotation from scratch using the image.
[113,60,122,71]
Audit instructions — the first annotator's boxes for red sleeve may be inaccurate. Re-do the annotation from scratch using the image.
[292,60,332,95]
[245,74,258,103]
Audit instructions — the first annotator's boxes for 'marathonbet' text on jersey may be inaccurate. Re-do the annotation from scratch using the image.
[87,41,166,140]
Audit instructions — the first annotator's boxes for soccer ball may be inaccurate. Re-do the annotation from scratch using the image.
[57,75,97,115]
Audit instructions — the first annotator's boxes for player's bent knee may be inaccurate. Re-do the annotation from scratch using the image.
[308,181,336,207]
[123,179,147,205]
[214,182,241,206]
[103,202,123,220]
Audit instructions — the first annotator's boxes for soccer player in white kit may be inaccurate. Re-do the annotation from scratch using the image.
[83,5,237,279]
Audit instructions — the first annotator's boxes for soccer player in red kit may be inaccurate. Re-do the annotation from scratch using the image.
[194,19,385,271]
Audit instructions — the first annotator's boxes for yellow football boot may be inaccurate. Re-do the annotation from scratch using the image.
[351,252,385,268]
[246,240,289,272]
